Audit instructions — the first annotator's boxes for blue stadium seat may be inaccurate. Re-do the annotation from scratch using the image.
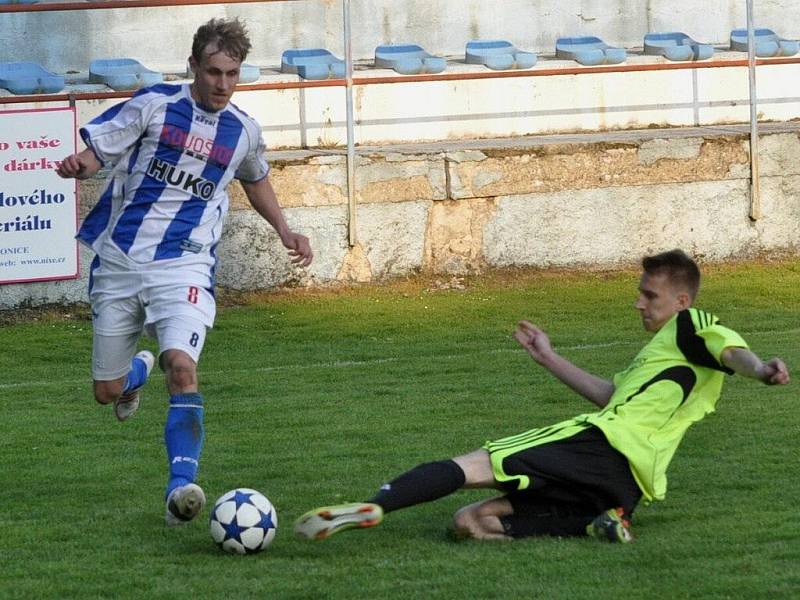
[465,40,537,70]
[374,44,446,75]
[730,28,799,57]
[0,62,64,94]
[556,36,626,66]
[89,58,163,91]
[281,49,345,80]
[644,32,714,61]
[238,63,260,84]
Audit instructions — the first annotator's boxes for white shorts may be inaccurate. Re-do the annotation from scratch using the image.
[89,250,215,380]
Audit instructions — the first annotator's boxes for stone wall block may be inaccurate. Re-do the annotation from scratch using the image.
[216,206,349,290]
[482,180,768,268]
[756,133,800,178]
[355,200,431,278]
[336,243,373,282]
[447,137,751,199]
[754,175,800,249]
[355,155,446,203]
[424,198,497,274]
[230,158,349,210]
[637,137,703,165]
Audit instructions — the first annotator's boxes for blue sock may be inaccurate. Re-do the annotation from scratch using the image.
[121,355,149,393]
[164,393,204,499]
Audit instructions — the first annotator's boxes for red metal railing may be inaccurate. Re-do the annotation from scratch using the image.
[1,55,798,106]
[0,0,300,13]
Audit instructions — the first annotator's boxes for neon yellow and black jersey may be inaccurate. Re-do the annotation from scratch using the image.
[584,307,748,502]
[486,308,748,503]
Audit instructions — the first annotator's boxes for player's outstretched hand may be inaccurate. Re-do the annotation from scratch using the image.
[56,150,101,180]
[282,232,313,267]
[759,358,790,385]
[514,320,554,363]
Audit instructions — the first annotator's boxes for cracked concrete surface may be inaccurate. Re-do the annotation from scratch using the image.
[3,124,799,307]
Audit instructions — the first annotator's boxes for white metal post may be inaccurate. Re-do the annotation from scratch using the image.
[343,0,357,245]
[746,0,761,220]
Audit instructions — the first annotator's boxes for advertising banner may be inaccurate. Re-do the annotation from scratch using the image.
[0,106,78,285]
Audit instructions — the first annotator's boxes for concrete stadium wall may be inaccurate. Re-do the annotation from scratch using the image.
[1,1,799,74]
[2,127,798,308]
[12,58,798,149]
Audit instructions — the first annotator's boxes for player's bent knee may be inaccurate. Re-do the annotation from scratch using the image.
[93,380,123,405]
[452,505,482,539]
[453,498,513,540]
[160,350,198,392]
[453,506,471,531]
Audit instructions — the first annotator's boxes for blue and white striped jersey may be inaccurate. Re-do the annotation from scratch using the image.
[77,83,269,266]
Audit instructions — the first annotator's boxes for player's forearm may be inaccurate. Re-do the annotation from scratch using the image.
[537,351,615,407]
[720,347,789,385]
[721,347,762,379]
[241,177,291,240]
[78,148,102,178]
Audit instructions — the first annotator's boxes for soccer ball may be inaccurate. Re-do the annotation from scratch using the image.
[209,488,278,554]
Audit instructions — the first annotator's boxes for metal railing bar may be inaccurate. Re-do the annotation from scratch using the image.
[0,0,302,13]
[2,56,798,106]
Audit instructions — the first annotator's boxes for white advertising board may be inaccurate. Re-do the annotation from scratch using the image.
[0,107,78,285]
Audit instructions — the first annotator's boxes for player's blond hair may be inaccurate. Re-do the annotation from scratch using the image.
[192,18,252,64]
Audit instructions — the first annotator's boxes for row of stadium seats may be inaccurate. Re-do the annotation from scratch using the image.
[1,29,797,95]
[0,59,261,95]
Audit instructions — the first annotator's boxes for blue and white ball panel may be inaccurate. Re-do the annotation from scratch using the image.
[209,488,277,554]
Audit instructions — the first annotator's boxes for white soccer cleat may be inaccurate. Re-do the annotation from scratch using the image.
[165,483,206,527]
[114,350,155,422]
[294,502,383,540]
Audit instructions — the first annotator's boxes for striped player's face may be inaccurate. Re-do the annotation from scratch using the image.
[634,272,691,332]
[189,45,241,112]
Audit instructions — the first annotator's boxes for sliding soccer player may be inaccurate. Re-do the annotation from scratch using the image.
[296,250,788,542]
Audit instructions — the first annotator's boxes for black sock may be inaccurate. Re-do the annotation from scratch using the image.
[367,459,466,513]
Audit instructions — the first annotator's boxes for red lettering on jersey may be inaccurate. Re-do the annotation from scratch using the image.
[160,124,233,166]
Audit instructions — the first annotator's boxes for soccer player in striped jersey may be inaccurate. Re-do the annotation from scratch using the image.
[57,18,313,526]
[295,250,788,543]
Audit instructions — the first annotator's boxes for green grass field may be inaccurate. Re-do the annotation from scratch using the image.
[1,262,798,599]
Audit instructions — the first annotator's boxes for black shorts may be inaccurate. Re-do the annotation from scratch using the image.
[489,426,642,538]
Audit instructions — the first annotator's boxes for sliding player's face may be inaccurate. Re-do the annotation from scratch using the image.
[190,45,241,112]
[634,271,690,332]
